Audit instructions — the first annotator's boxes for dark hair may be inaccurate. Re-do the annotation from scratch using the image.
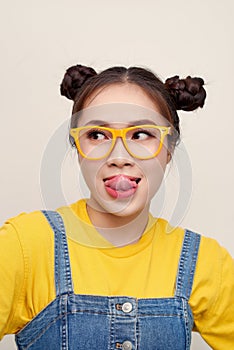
[60,64,206,150]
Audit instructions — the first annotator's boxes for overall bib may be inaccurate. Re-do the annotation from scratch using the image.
[16,210,201,350]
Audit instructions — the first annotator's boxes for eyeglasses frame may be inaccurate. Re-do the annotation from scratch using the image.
[70,124,172,160]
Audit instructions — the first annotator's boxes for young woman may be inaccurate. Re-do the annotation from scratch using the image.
[0,65,233,349]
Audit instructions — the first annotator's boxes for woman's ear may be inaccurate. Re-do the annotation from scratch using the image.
[167,152,172,164]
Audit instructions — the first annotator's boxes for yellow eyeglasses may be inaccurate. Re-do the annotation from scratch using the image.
[70,124,171,160]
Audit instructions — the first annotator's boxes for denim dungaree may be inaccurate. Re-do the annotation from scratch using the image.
[16,210,201,350]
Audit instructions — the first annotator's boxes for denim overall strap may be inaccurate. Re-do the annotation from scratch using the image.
[175,229,201,300]
[42,210,73,296]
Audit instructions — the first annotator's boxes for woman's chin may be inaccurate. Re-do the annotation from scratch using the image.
[88,189,149,218]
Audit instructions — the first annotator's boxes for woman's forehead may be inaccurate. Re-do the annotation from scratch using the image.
[84,82,159,110]
[73,103,168,127]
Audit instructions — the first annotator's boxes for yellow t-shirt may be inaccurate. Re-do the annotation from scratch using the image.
[0,199,233,349]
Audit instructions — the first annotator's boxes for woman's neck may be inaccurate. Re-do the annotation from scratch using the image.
[86,201,150,247]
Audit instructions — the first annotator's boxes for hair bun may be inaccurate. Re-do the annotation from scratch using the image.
[165,75,206,111]
[60,64,97,100]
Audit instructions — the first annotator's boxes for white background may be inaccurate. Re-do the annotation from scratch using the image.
[0,0,233,349]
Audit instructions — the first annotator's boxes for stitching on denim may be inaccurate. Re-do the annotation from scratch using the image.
[57,214,73,294]
[182,298,193,349]
[182,298,189,348]
[41,210,61,295]
[109,299,115,350]
[17,310,187,348]
[186,239,195,297]
[184,231,201,299]
[60,294,68,350]
[54,212,71,295]
[41,210,73,297]
[175,230,201,299]
[137,313,184,317]
[136,299,140,349]
[17,313,68,350]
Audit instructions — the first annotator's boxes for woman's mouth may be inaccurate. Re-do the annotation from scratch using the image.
[103,175,141,199]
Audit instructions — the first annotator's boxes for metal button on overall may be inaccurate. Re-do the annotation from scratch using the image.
[122,340,133,350]
[122,302,133,313]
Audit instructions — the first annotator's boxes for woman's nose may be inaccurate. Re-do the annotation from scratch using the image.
[106,138,134,167]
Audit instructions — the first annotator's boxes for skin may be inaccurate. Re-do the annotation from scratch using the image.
[76,83,171,246]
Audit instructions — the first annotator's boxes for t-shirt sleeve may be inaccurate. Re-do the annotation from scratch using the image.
[0,220,25,339]
[192,237,234,349]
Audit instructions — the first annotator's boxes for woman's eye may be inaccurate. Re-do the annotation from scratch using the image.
[132,131,152,140]
[87,130,107,140]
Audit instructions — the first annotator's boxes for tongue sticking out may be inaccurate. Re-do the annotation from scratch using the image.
[104,175,139,199]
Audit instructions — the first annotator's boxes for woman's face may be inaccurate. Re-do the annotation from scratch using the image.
[76,83,171,218]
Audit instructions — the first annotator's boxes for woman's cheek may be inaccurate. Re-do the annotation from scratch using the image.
[78,156,105,195]
[139,157,167,200]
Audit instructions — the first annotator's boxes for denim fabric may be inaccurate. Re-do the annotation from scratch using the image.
[15,211,201,350]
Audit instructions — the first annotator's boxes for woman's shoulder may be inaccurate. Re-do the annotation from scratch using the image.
[153,216,232,261]
[160,218,233,284]
[1,210,54,247]
[4,209,47,228]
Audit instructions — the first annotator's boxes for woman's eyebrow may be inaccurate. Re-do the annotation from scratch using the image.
[84,120,107,126]
[130,119,157,126]
[84,119,157,126]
